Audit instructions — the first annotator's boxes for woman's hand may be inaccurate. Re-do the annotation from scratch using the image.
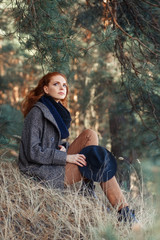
[66,154,87,167]
[58,145,66,152]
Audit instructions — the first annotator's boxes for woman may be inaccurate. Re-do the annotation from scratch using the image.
[19,72,137,224]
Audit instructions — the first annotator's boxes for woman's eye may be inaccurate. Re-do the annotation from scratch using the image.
[53,83,58,86]
[63,84,67,88]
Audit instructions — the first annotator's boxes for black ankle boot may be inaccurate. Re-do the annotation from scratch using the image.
[79,179,97,198]
[118,206,138,224]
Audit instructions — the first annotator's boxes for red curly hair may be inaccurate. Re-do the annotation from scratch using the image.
[21,72,69,117]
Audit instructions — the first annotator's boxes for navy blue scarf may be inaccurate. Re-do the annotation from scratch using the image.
[39,95,71,139]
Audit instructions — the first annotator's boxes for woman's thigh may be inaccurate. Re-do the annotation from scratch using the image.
[64,129,99,185]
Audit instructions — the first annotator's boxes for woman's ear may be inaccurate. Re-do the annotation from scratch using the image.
[43,86,48,94]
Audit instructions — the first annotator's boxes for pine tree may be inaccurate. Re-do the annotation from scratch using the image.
[0,1,42,152]
[3,0,160,174]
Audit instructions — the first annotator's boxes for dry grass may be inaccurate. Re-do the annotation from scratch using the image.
[0,160,156,240]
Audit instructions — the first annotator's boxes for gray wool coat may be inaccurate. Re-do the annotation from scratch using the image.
[18,102,68,189]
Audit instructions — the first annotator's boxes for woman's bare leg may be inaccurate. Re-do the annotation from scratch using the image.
[101,176,128,210]
[64,129,99,185]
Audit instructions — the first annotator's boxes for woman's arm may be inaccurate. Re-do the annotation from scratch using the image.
[21,107,66,166]
[58,145,87,167]
[66,154,87,167]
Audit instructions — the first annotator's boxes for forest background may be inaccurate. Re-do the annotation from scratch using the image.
[0,0,160,239]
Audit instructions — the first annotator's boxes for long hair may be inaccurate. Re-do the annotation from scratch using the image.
[21,72,69,117]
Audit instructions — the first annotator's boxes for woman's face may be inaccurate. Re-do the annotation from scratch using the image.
[43,75,67,102]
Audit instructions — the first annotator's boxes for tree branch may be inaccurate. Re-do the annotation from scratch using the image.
[141,0,160,8]
[106,0,160,56]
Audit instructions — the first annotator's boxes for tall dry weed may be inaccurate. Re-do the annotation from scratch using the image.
[0,161,155,240]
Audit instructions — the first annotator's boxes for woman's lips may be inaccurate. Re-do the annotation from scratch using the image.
[58,92,65,95]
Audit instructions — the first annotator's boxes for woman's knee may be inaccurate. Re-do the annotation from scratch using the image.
[83,129,98,137]
[82,129,99,145]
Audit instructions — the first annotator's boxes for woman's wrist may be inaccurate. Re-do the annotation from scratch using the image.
[66,154,87,167]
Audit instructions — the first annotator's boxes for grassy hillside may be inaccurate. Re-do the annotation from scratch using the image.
[0,161,158,240]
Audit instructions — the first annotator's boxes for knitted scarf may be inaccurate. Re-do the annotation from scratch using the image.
[39,95,71,139]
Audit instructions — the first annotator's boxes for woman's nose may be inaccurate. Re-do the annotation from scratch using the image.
[60,84,65,89]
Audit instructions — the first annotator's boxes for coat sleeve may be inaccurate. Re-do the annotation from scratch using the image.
[22,107,67,166]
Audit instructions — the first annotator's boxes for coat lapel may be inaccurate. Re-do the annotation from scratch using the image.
[34,102,61,137]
